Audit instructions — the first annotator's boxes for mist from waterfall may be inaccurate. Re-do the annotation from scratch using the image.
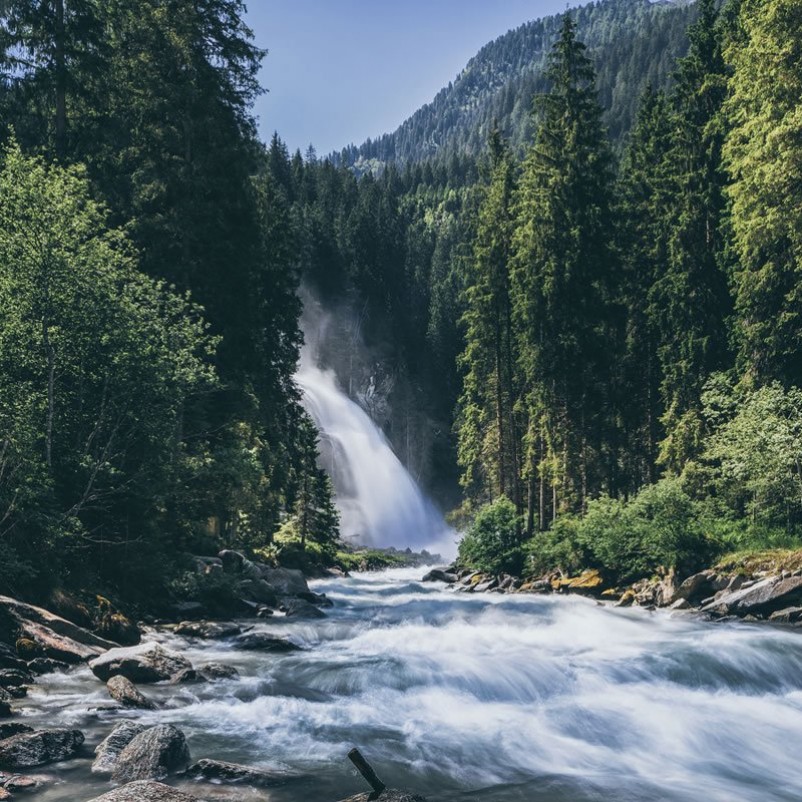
[295,294,455,557]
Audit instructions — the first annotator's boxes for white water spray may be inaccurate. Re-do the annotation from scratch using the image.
[295,301,454,556]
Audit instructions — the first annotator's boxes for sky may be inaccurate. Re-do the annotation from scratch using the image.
[245,1,582,157]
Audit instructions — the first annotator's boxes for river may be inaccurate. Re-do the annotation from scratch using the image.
[19,566,802,802]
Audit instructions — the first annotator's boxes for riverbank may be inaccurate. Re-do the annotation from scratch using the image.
[430,547,802,626]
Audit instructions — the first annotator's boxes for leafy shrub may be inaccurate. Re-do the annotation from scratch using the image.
[458,496,523,574]
[526,478,720,582]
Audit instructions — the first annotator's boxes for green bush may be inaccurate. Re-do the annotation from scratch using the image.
[458,496,523,575]
[526,478,720,582]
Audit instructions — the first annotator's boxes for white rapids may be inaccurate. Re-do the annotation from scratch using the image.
[22,567,802,802]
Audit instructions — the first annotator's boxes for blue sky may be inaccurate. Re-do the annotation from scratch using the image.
[245,1,582,157]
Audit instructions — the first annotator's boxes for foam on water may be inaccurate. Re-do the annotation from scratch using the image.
[22,568,802,802]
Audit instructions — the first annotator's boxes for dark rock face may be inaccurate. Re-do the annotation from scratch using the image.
[174,621,242,640]
[107,675,157,710]
[232,633,301,652]
[0,646,25,672]
[185,758,292,786]
[338,792,428,802]
[279,598,326,619]
[89,643,193,683]
[111,724,190,783]
[198,663,239,681]
[0,729,84,768]
[87,780,204,802]
[236,579,279,607]
[92,721,147,775]
[0,703,9,720]
[768,606,802,624]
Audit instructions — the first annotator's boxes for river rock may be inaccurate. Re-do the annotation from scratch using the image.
[90,643,192,683]
[421,569,457,583]
[0,703,9,720]
[174,621,242,640]
[92,721,147,774]
[26,657,69,675]
[0,646,25,672]
[236,579,279,607]
[0,596,115,664]
[107,675,156,709]
[338,792,427,802]
[0,729,84,768]
[198,663,239,681]
[768,606,802,624]
[112,724,190,783]
[0,669,31,689]
[554,569,605,596]
[0,724,32,740]
[297,591,334,608]
[260,567,309,597]
[279,598,325,619]
[185,758,292,786]
[702,576,802,617]
[233,633,301,652]
[2,772,47,791]
[87,780,205,802]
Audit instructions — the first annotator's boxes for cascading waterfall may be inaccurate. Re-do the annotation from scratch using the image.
[295,304,454,555]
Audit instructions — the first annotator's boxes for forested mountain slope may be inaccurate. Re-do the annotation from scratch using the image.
[335,0,698,171]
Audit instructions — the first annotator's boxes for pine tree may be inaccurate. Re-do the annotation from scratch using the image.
[617,87,674,491]
[456,128,521,508]
[650,0,731,471]
[512,14,617,526]
[723,0,802,387]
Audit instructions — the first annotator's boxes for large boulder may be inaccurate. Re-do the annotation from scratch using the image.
[0,728,84,768]
[92,721,147,774]
[702,576,802,617]
[96,613,141,647]
[0,596,115,664]
[279,598,326,619]
[260,567,309,597]
[0,724,32,740]
[421,569,457,584]
[185,758,293,786]
[87,780,205,802]
[236,579,279,607]
[197,663,238,682]
[0,669,31,689]
[111,724,190,783]
[89,643,192,683]
[107,675,156,710]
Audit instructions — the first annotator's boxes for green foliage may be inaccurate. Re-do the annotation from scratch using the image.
[458,496,523,574]
[528,478,718,582]
[335,549,409,573]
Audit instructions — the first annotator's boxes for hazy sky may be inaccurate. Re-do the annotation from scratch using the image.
[245,1,582,157]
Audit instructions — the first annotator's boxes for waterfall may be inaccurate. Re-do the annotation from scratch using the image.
[295,305,454,556]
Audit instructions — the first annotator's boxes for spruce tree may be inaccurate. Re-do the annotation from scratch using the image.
[512,14,617,525]
[650,0,731,471]
[723,0,802,387]
[456,128,520,508]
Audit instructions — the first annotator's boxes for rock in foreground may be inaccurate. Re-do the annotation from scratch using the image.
[87,780,205,801]
[90,643,192,683]
[92,721,147,774]
[0,728,84,768]
[233,633,300,652]
[112,724,190,783]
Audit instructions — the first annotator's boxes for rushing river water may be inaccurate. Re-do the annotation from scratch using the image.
[20,567,802,802]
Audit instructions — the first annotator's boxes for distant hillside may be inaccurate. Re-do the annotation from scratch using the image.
[335,0,698,170]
